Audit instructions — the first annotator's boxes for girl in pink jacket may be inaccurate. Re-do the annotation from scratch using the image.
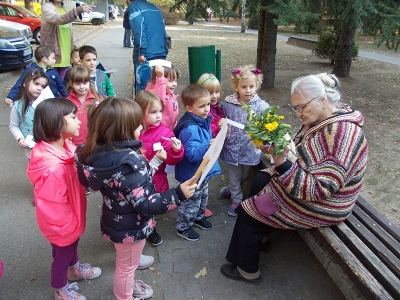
[135,91,184,247]
[145,63,179,130]
[27,98,101,300]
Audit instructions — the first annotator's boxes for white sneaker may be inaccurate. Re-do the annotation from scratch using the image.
[137,254,154,270]
[132,280,153,299]
[54,283,86,300]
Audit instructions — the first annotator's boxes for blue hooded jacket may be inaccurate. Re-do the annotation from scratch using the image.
[173,112,221,183]
[7,63,68,100]
[128,0,168,62]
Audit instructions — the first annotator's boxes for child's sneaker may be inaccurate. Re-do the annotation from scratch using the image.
[132,280,153,299]
[67,263,101,281]
[193,217,212,230]
[148,229,163,246]
[204,207,213,218]
[177,227,200,241]
[220,186,231,198]
[54,283,86,300]
[137,254,154,270]
[228,203,239,217]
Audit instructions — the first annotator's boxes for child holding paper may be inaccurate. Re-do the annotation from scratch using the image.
[145,62,179,130]
[173,84,221,241]
[135,90,184,246]
[9,69,49,159]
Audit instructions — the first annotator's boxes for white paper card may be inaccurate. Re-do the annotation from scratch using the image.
[105,69,118,74]
[153,142,162,151]
[149,59,171,68]
[32,86,55,109]
[226,118,245,129]
[24,135,36,148]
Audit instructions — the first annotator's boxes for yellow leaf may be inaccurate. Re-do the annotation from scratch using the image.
[194,267,207,278]
[148,267,155,271]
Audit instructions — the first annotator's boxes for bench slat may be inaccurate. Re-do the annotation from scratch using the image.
[333,222,400,299]
[299,227,393,300]
[352,205,400,259]
[345,213,400,279]
[356,196,400,243]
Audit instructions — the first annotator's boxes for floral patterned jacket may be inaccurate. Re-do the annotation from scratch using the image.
[75,140,186,244]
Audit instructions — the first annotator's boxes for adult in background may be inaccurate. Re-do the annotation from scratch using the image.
[41,0,93,80]
[123,0,134,48]
[128,0,169,94]
[220,73,368,284]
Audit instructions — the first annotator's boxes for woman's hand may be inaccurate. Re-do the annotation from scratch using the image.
[261,144,289,166]
[171,137,182,151]
[180,176,197,199]
[78,5,94,14]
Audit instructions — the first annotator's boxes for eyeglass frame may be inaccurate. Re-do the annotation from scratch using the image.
[291,94,321,113]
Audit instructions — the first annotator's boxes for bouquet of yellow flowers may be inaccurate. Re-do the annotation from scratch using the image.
[242,104,293,156]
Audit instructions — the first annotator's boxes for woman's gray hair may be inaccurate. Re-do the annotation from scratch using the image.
[291,73,342,108]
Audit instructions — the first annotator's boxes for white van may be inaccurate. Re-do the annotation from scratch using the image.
[63,1,105,25]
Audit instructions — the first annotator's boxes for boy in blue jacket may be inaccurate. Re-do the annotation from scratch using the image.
[5,45,68,106]
[173,84,221,241]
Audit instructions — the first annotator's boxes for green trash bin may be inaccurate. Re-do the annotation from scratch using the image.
[188,45,221,84]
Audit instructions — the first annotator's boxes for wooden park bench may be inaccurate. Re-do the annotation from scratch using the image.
[298,195,400,300]
[286,36,317,50]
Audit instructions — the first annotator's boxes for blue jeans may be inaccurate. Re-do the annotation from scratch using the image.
[176,180,209,231]
[123,29,133,47]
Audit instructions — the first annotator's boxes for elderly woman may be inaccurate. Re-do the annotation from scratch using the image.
[41,0,93,80]
[220,73,368,284]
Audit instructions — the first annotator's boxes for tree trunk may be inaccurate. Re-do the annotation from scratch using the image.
[332,23,356,77]
[241,0,246,33]
[24,0,34,13]
[257,0,277,89]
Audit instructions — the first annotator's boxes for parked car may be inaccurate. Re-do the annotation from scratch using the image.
[64,1,105,25]
[0,2,41,44]
[0,19,32,40]
[0,25,33,70]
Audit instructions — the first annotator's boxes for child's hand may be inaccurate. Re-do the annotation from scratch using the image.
[4,98,12,106]
[209,139,215,147]
[18,137,26,148]
[155,65,164,78]
[218,118,226,129]
[155,147,167,161]
[180,176,197,199]
[171,137,182,151]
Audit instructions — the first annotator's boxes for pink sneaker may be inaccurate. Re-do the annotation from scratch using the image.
[67,263,101,281]
[54,282,86,300]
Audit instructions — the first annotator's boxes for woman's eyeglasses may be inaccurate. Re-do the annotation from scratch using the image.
[291,95,320,113]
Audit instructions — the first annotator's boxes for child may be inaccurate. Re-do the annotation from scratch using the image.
[145,64,179,130]
[5,45,69,106]
[9,69,49,159]
[197,73,225,138]
[197,73,225,218]
[75,97,196,300]
[66,65,103,146]
[173,84,221,241]
[63,48,81,86]
[219,65,269,217]
[79,45,115,99]
[27,98,101,300]
[135,91,184,246]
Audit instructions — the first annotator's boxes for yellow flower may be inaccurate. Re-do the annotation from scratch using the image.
[254,121,259,126]
[279,116,285,120]
[265,121,278,132]
[248,132,253,138]
[252,139,263,148]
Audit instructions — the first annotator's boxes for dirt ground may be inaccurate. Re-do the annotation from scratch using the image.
[166,23,400,226]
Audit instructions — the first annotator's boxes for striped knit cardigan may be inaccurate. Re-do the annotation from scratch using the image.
[242,109,368,229]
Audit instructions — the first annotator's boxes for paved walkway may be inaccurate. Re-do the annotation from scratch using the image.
[0,19,348,300]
